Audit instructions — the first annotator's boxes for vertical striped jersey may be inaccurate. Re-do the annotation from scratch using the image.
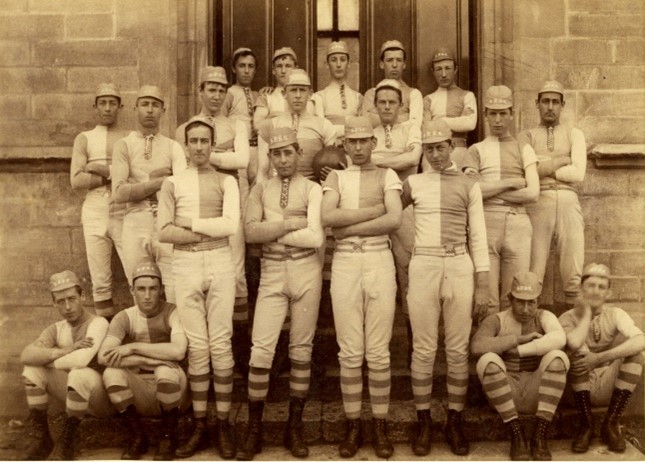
[422,86,477,141]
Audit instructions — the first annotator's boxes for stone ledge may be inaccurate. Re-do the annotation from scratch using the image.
[589,144,645,169]
[0,157,70,173]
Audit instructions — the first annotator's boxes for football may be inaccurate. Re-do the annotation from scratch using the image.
[312,146,348,182]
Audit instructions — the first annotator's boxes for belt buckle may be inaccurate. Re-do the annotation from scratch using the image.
[352,242,363,252]
[445,245,455,256]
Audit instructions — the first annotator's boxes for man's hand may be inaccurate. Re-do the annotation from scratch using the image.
[149,167,173,179]
[461,107,475,116]
[85,162,110,178]
[284,217,308,232]
[573,298,592,320]
[571,350,601,374]
[175,216,192,230]
[517,332,543,344]
[554,156,572,170]
[463,167,480,180]
[332,226,352,240]
[258,86,274,96]
[506,178,527,190]
[472,275,489,325]
[103,344,133,368]
[70,337,94,352]
[319,161,347,182]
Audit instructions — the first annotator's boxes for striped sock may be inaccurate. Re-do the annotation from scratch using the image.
[482,363,517,423]
[369,367,391,419]
[24,380,48,411]
[189,373,211,418]
[536,358,567,422]
[447,370,469,411]
[234,298,249,323]
[290,360,311,399]
[213,368,234,419]
[411,370,432,411]
[340,366,363,419]
[106,384,135,412]
[66,388,88,419]
[94,299,116,318]
[248,367,270,402]
[157,380,182,411]
[616,354,644,392]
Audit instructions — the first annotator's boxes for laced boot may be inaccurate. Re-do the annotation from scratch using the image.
[284,397,308,457]
[232,321,251,379]
[506,419,530,461]
[174,416,208,458]
[601,388,632,452]
[154,408,179,460]
[338,419,361,458]
[372,418,393,459]
[22,409,53,461]
[121,405,148,460]
[412,409,432,456]
[445,409,469,455]
[571,390,593,453]
[215,418,236,460]
[235,401,264,460]
[530,417,552,461]
[47,415,80,460]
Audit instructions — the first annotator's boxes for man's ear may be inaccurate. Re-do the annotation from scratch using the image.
[379,61,385,71]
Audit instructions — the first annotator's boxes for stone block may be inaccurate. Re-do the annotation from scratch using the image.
[569,0,644,12]
[569,14,643,37]
[553,39,612,65]
[65,14,114,39]
[0,67,66,94]
[577,116,645,145]
[0,40,29,66]
[578,91,645,118]
[578,167,631,197]
[584,196,642,227]
[513,38,551,90]
[630,171,645,196]
[115,0,170,38]
[0,95,29,119]
[611,251,645,277]
[590,224,644,249]
[0,227,71,255]
[609,277,641,302]
[32,40,137,67]
[0,281,52,306]
[66,66,138,93]
[0,13,63,39]
[33,93,96,125]
[514,0,565,37]
[554,65,645,91]
[615,39,645,65]
[71,227,86,255]
[27,0,113,13]
[584,250,611,267]
[0,0,27,12]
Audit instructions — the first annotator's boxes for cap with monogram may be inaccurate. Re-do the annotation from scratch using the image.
[510,271,542,300]
[137,85,165,104]
[484,85,513,110]
[285,69,311,87]
[380,40,405,58]
[95,83,121,101]
[582,263,611,280]
[233,47,254,60]
[345,116,374,139]
[327,40,350,58]
[538,80,564,97]
[269,126,298,150]
[132,259,162,282]
[421,119,452,144]
[431,47,456,64]
[200,66,228,86]
[49,270,82,293]
[273,46,297,62]
[375,79,401,92]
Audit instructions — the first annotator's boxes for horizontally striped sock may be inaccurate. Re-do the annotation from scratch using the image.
[189,373,211,418]
[411,370,432,411]
[66,387,88,419]
[157,380,182,412]
[106,384,134,412]
[616,354,644,392]
[290,360,311,400]
[369,367,391,419]
[24,380,48,411]
[234,298,249,323]
[213,368,234,420]
[340,366,362,419]
[536,358,567,422]
[482,363,517,423]
[447,370,469,412]
[248,367,270,402]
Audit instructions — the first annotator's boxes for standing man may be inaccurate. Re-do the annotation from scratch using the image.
[159,117,240,459]
[20,271,112,460]
[559,263,645,454]
[463,85,539,313]
[70,83,129,320]
[361,40,423,129]
[471,272,569,461]
[517,80,587,310]
[100,259,189,460]
[322,117,402,459]
[403,119,489,457]
[422,47,477,170]
[237,127,324,460]
[112,85,187,302]
[176,66,251,378]
[312,41,363,144]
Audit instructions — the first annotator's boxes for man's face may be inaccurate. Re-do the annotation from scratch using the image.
[423,140,453,171]
[132,276,163,316]
[380,49,406,80]
[537,92,564,126]
[485,108,513,137]
[273,55,296,87]
[510,296,539,324]
[581,276,611,311]
[199,82,227,114]
[234,55,256,87]
[343,137,376,166]
[375,88,401,125]
[186,125,212,168]
[284,85,310,114]
[52,287,84,324]
[136,97,165,129]
[432,59,457,88]
[269,144,300,178]
[327,53,349,80]
[94,96,121,126]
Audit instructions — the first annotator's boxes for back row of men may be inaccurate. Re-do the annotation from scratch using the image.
[21,40,643,461]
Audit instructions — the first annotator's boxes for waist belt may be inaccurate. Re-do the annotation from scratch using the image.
[174,238,228,252]
[414,243,468,257]
[452,138,467,148]
[262,245,316,262]
[540,183,576,192]
[484,204,527,214]
[335,239,391,253]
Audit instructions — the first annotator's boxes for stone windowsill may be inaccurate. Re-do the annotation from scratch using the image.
[589,144,645,169]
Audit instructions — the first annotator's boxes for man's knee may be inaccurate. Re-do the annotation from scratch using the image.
[626,351,645,366]
[22,366,47,387]
[476,352,505,379]
[154,365,182,385]
[339,353,364,370]
[102,367,129,388]
[543,350,570,373]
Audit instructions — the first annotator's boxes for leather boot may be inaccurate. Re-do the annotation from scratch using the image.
[271,330,290,379]
[121,405,148,460]
[506,419,530,461]
[572,390,593,453]
[338,419,362,458]
[601,388,631,452]
[236,401,264,461]
[412,409,432,456]
[530,417,552,461]
[284,397,308,457]
[154,408,179,460]
[47,415,80,460]
[175,416,208,458]
[372,418,393,459]
[215,418,236,460]
[445,409,469,455]
[22,409,53,461]
[233,321,251,379]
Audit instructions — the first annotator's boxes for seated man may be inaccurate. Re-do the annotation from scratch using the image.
[559,263,645,454]
[471,272,569,461]
[100,259,189,460]
[20,270,112,460]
